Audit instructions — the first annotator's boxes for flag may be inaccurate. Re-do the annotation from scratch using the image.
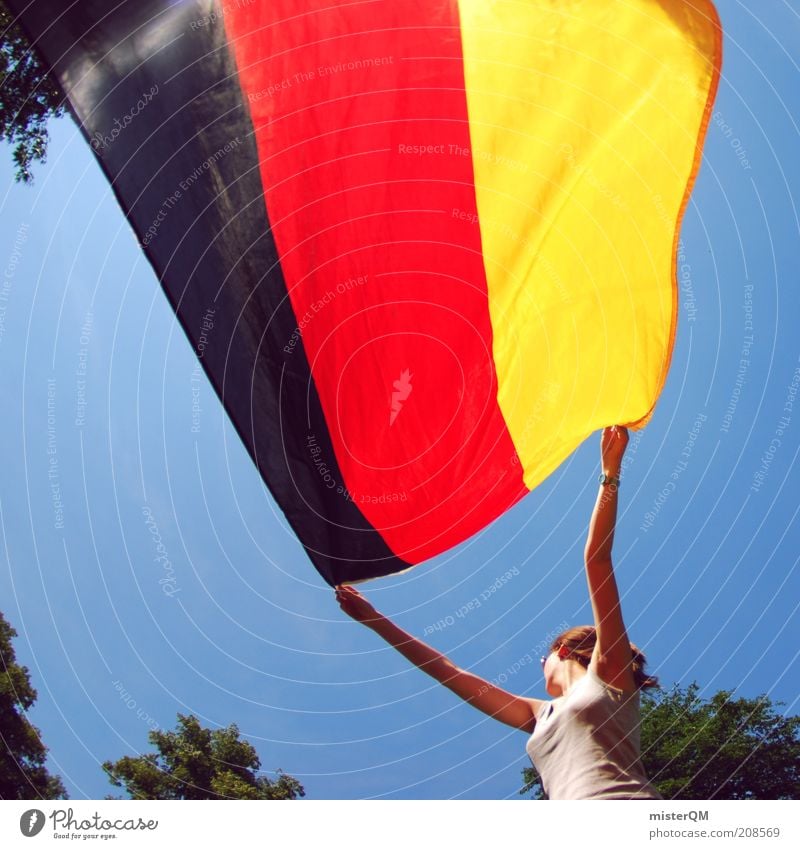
[7,0,721,584]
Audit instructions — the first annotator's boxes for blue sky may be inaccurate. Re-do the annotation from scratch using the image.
[1,0,799,800]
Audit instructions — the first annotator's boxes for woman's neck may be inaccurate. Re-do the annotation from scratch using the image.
[559,663,588,697]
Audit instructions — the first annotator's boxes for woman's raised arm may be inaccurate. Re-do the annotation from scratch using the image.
[584,426,636,691]
[335,585,542,733]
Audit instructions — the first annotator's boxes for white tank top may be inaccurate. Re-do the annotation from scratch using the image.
[526,666,662,800]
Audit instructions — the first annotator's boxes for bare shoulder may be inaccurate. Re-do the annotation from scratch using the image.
[588,659,636,694]
[520,696,547,731]
[522,696,547,714]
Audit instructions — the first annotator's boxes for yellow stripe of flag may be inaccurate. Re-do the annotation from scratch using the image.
[457,0,721,489]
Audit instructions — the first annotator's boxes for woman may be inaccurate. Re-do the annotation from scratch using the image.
[335,425,661,800]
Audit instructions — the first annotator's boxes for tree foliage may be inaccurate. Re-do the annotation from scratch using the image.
[103,713,305,800]
[521,682,800,800]
[0,611,68,799]
[0,1,66,182]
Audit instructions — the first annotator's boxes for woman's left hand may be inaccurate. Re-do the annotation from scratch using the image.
[335,584,382,627]
[601,425,629,473]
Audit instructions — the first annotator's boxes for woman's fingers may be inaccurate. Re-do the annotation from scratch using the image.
[335,584,365,617]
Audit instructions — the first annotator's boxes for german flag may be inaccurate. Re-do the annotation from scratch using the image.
[8,1,721,585]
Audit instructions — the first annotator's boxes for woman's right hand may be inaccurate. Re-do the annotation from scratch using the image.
[335,584,382,626]
[601,425,629,474]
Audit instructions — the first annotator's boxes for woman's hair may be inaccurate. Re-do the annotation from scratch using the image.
[550,625,659,690]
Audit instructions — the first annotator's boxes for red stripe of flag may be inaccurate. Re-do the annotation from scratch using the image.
[223,0,527,564]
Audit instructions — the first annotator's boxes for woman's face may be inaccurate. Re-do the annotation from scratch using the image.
[542,650,563,697]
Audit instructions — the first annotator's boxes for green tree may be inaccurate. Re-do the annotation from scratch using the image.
[521,682,800,800]
[103,713,305,800]
[0,0,66,182]
[0,610,68,799]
